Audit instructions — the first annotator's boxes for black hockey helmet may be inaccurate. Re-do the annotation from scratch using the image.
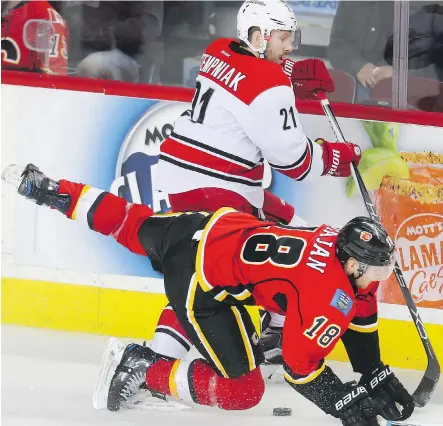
[336,216,395,280]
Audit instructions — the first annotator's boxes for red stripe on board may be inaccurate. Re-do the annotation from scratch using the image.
[2,70,443,127]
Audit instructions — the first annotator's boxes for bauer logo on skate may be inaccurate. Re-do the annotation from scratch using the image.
[110,101,189,213]
[393,213,443,308]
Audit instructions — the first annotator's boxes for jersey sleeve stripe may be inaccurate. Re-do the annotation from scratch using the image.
[268,139,313,181]
[351,312,378,326]
[268,141,309,170]
[348,322,378,333]
[284,361,326,385]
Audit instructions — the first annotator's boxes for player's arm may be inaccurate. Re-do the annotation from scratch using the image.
[281,305,381,426]
[243,85,361,180]
[342,282,414,421]
[11,164,154,256]
[341,282,381,377]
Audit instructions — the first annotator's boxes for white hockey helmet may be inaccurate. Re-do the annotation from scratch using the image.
[237,0,301,57]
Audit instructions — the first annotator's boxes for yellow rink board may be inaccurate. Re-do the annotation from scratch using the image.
[2,277,442,372]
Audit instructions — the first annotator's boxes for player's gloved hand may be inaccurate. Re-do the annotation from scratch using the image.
[317,139,362,177]
[14,164,72,213]
[282,58,334,100]
[360,363,415,421]
[328,382,382,426]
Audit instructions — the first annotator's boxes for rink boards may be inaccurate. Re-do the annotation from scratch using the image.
[1,72,442,372]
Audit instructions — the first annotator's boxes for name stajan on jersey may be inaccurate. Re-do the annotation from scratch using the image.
[1,1,69,74]
[155,38,324,208]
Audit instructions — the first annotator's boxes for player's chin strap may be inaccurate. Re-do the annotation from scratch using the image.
[355,262,369,279]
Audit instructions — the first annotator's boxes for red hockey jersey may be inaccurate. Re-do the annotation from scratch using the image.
[1,1,68,74]
[58,181,379,382]
[194,208,358,378]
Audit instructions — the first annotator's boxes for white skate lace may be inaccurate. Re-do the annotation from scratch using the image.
[120,371,145,401]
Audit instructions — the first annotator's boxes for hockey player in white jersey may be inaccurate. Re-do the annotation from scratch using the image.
[151,0,362,370]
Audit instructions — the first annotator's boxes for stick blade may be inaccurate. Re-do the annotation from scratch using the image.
[412,365,441,407]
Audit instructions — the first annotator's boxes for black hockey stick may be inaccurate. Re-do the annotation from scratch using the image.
[316,93,440,407]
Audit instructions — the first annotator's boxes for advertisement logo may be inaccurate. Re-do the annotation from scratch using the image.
[395,213,443,307]
[110,101,190,213]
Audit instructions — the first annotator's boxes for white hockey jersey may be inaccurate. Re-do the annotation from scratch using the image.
[155,38,324,208]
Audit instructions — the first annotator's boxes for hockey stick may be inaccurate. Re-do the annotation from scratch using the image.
[316,92,440,407]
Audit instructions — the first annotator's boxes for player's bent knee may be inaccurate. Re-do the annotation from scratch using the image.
[217,368,264,410]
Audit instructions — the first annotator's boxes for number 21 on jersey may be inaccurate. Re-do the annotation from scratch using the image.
[303,316,341,348]
[191,81,214,124]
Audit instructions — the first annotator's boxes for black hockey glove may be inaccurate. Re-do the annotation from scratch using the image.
[16,164,72,213]
[360,363,414,421]
[328,382,382,426]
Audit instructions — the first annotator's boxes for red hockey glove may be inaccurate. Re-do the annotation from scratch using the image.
[317,139,362,177]
[282,58,334,100]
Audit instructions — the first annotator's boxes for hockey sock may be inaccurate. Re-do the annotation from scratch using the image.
[150,305,192,359]
[146,359,264,410]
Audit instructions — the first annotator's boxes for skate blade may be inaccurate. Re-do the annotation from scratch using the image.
[125,390,192,412]
[93,337,126,410]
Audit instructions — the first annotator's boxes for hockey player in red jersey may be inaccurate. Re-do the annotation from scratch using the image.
[1,1,68,74]
[151,0,361,369]
[9,164,414,426]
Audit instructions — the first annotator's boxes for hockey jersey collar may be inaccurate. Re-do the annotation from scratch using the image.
[229,40,257,59]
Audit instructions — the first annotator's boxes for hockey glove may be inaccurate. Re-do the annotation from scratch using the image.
[15,164,72,213]
[317,139,362,177]
[328,382,382,426]
[282,58,334,100]
[360,363,414,421]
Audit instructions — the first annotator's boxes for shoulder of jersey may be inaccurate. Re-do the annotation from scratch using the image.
[202,38,292,105]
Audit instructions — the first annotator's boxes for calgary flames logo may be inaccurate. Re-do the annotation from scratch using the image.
[360,231,373,242]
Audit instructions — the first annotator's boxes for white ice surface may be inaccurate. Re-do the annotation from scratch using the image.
[1,325,442,426]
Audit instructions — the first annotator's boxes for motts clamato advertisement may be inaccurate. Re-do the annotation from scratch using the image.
[344,121,443,310]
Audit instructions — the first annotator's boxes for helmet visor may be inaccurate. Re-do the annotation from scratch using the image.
[290,28,302,50]
[362,254,396,281]
[268,28,302,51]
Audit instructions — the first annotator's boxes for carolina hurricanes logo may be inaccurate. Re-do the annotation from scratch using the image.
[360,231,373,242]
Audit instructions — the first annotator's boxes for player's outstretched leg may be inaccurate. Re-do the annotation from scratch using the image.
[106,342,162,411]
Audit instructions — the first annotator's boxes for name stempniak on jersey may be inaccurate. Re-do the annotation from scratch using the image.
[200,54,247,92]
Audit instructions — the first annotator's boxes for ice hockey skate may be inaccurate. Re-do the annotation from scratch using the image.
[93,338,190,412]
